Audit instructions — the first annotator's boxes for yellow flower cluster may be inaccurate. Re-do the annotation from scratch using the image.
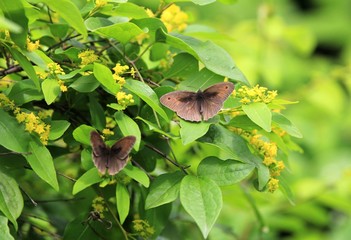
[58,80,67,92]
[26,38,40,52]
[116,91,134,108]
[92,196,108,219]
[102,128,114,136]
[231,127,285,192]
[95,0,107,8]
[78,50,98,66]
[132,219,155,238]
[0,93,51,145]
[47,62,65,75]
[161,4,188,32]
[233,84,278,104]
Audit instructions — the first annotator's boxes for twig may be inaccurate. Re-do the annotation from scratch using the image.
[20,187,37,206]
[145,144,189,174]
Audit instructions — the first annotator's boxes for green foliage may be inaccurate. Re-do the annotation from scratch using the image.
[3,0,346,239]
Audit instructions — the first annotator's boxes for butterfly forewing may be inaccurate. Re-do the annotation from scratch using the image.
[201,82,234,120]
[90,131,110,174]
[160,91,202,121]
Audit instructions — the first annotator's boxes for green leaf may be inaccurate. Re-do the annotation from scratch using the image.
[49,120,70,140]
[164,53,198,79]
[91,21,143,44]
[114,112,141,151]
[0,109,30,153]
[42,0,87,38]
[72,168,101,195]
[0,216,14,240]
[199,125,270,190]
[0,0,28,48]
[7,79,43,105]
[124,79,169,121]
[179,119,213,145]
[135,116,173,138]
[25,140,59,191]
[69,75,100,93]
[42,78,60,105]
[115,2,149,19]
[156,29,249,84]
[242,102,272,132]
[7,47,40,89]
[197,157,255,186]
[0,170,23,231]
[89,95,106,131]
[123,164,149,187]
[93,63,120,95]
[72,124,96,145]
[272,112,303,138]
[180,175,222,238]
[116,183,130,224]
[145,171,184,209]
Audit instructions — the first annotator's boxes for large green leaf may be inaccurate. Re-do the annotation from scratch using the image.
[0,109,30,153]
[242,102,272,132]
[199,125,270,190]
[197,157,255,186]
[122,163,149,187]
[7,79,43,105]
[179,119,213,145]
[0,216,14,240]
[7,47,40,89]
[0,170,23,231]
[93,63,120,95]
[42,0,87,38]
[69,74,100,93]
[25,140,59,191]
[89,95,106,131]
[164,53,198,79]
[72,124,96,145]
[156,29,249,85]
[145,171,184,209]
[115,2,149,19]
[88,20,143,44]
[116,183,130,224]
[114,112,141,151]
[180,175,222,238]
[72,168,101,195]
[42,78,60,105]
[124,79,169,121]
[272,112,303,138]
[0,0,28,48]
[49,120,70,140]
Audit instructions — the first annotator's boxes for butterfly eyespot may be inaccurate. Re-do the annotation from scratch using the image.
[167,97,171,100]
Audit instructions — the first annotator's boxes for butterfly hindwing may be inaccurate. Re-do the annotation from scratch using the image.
[201,82,234,120]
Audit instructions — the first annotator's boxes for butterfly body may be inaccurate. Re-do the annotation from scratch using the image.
[90,131,136,175]
[160,82,234,122]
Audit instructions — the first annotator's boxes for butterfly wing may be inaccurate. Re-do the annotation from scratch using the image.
[108,136,136,175]
[160,91,202,122]
[201,82,234,121]
[90,131,110,174]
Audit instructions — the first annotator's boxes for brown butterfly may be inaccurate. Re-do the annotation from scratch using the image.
[160,82,234,122]
[90,131,136,175]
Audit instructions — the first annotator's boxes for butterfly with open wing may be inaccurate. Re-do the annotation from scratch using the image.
[160,82,234,122]
[90,131,136,175]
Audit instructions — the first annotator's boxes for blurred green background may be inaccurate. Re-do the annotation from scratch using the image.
[140,0,351,239]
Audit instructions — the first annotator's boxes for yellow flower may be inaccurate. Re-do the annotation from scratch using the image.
[161,4,188,32]
[235,84,278,104]
[78,50,98,65]
[113,63,129,75]
[113,75,126,85]
[34,124,46,134]
[240,97,251,104]
[16,112,27,123]
[102,128,114,136]
[130,67,137,79]
[25,121,36,133]
[58,80,68,92]
[26,38,40,52]
[95,0,107,7]
[47,62,65,75]
[268,178,279,193]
